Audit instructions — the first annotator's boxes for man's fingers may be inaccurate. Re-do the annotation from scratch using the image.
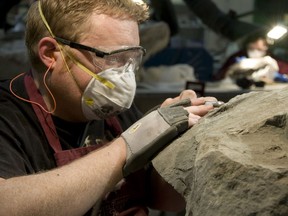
[161,98,177,107]
[188,114,201,127]
[179,90,197,100]
[185,104,214,116]
[191,97,218,106]
[205,101,225,107]
[161,90,197,107]
[160,91,221,110]
[203,96,218,102]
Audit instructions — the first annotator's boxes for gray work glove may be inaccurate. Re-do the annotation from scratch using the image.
[121,99,191,177]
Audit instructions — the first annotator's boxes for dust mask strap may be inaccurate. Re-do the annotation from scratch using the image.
[63,49,115,89]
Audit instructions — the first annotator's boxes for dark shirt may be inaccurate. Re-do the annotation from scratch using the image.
[0,75,143,179]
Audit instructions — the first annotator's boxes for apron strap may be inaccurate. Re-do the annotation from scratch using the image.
[24,73,62,153]
[106,116,123,136]
[24,73,124,152]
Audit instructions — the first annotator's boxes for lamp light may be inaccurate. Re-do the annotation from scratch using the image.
[132,0,145,4]
[267,25,288,40]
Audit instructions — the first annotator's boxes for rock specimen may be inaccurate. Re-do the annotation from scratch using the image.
[153,87,288,216]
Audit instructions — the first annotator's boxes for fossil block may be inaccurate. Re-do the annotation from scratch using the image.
[153,87,288,216]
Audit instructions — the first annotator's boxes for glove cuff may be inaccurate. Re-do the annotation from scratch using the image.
[121,106,189,177]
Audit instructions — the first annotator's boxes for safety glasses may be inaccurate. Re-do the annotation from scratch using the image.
[55,37,146,70]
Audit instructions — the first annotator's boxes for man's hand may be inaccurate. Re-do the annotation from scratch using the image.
[121,98,190,177]
[121,90,221,177]
[161,90,218,127]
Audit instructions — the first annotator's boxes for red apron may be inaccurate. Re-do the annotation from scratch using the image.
[24,73,149,216]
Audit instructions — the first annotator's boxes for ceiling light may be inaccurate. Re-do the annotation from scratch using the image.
[267,25,288,40]
[132,0,144,4]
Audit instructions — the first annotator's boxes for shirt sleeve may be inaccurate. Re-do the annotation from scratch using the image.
[0,101,54,179]
[0,113,33,178]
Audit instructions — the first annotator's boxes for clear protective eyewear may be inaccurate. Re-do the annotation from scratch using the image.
[55,37,146,71]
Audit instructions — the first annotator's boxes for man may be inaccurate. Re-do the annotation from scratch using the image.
[0,0,217,215]
[214,33,279,83]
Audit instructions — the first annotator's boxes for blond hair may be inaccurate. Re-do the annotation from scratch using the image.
[25,0,149,70]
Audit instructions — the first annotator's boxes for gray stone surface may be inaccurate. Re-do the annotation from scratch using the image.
[153,87,288,216]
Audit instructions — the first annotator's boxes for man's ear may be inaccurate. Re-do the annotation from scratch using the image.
[38,37,58,69]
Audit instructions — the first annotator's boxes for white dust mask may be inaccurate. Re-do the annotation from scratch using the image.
[81,61,137,120]
[38,0,137,120]
[247,49,266,58]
